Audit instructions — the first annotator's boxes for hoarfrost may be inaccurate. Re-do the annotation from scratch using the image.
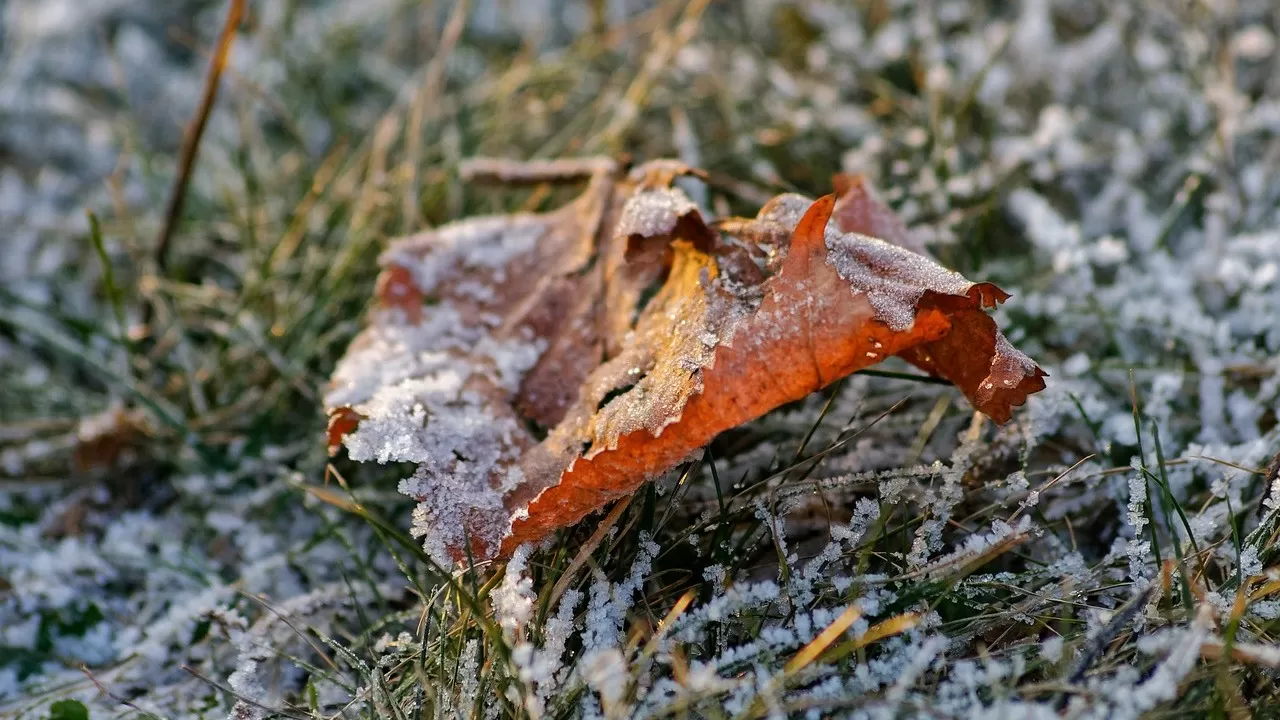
[1040,636,1065,662]
[616,187,700,238]
[824,230,976,332]
[493,544,537,634]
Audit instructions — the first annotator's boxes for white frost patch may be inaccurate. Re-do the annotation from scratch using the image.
[382,214,546,292]
[615,187,700,239]
[758,192,816,229]
[980,334,1043,401]
[324,306,475,409]
[401,463,524,567]
[582,647,629,709]
[327,296,544,565]
[1232,25,1276,61]
[512,588,581,717]
[1040,635,1065,662]
[1126,473,1152,582]
[1239,546,1263,579]
[824,228,975,331]
[493,544,537,634]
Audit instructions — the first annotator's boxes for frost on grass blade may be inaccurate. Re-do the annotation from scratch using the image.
[324,159,1046,563]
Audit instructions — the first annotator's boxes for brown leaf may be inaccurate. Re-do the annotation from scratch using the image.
[324,159,1046,563]
[828,174,1047,421]
[831,173,926,255]
[70,406,147,475]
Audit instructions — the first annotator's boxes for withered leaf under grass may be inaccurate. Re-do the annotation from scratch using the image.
[323,158,1046,563]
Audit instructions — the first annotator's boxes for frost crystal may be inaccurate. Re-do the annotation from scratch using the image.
[1239,547,1263,579]
[1040,636,1065,662]
[582,648,629,709]
[493,544,537,634]
[616,187,700,238]
[824,230,975,331]
[1125,473,1152,582]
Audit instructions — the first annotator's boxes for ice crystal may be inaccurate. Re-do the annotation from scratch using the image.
[493,544,537,635]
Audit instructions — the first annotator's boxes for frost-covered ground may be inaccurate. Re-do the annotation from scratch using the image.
[3,0,1280,718]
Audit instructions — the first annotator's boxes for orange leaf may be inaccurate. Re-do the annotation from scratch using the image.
[324,159,1046,563]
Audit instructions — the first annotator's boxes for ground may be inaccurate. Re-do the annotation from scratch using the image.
[2,1,1280,718]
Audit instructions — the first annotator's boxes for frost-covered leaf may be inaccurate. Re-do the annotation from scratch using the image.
[324,159,1046,563]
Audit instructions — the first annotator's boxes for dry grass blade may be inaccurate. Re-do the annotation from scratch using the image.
[460,156,619,183]
[269,138,351,272]
[1201,639,1280,668]
[652,590,697,646]
[402,0,470,227]
[152,0,244,275]
[784,605,862,673]
[634,589,698,681]
[547,496,633,610]
[1261,449,1280,510]
[301,482,364,515]
[1009,454,1096,523]
[80,666,153,718]
[593,0,712,150]
[818,613,922,666]
[1249,578,1280,603]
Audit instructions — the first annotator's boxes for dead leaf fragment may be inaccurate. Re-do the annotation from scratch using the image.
[325,159,1046,563]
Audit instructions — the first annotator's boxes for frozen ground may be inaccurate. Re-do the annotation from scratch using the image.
[2,1,1279,718]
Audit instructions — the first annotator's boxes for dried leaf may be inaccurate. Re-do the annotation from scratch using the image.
[73,406,146,474]
[324,159,1046,563]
